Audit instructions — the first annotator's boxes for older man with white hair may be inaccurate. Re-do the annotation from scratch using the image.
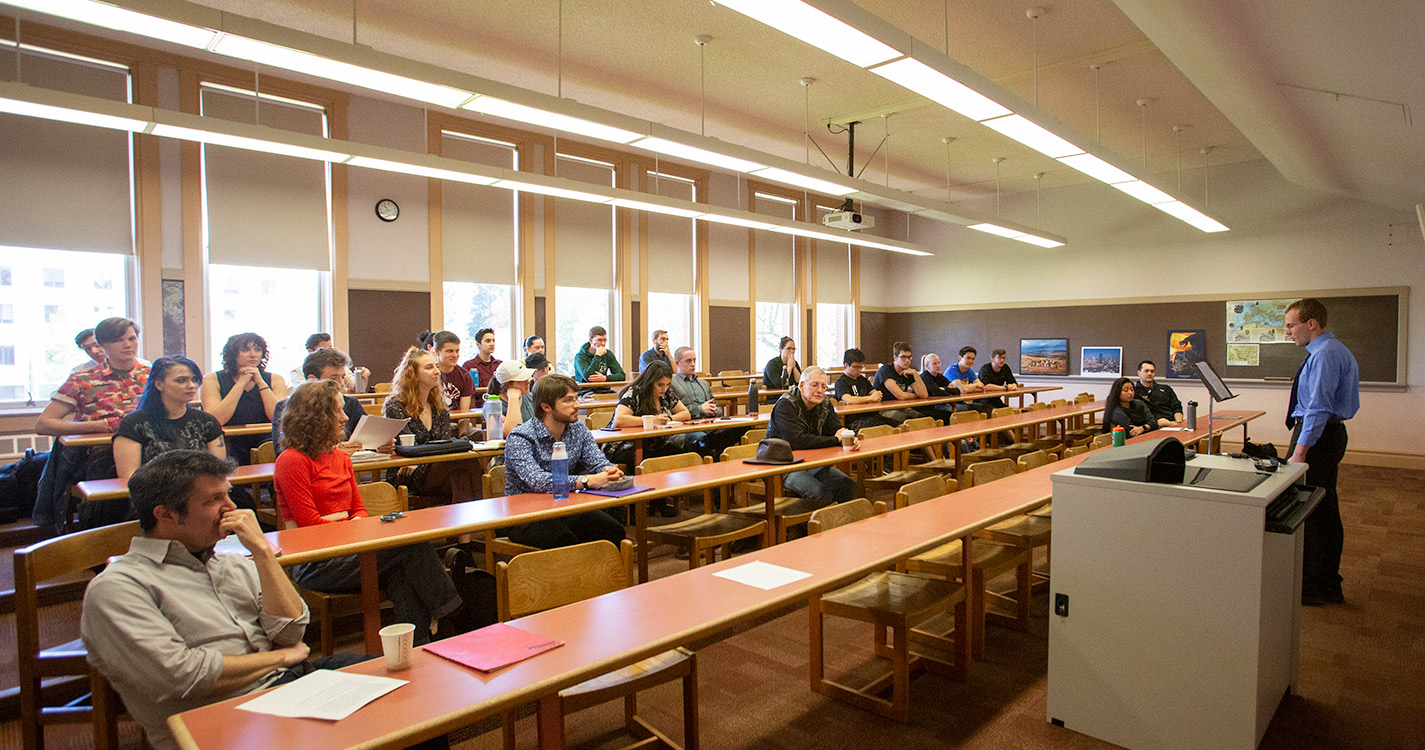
[766,366,858,504]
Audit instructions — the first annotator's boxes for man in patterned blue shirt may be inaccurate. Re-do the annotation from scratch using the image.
[1285,298,1359,606]
[502,374,626,549]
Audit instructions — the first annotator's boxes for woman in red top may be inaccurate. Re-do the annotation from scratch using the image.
[276,379,461,645]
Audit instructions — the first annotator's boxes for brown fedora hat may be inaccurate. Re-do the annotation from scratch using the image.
[742,437,805,465]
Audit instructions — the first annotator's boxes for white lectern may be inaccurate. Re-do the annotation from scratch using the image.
[1047,452,1308,750]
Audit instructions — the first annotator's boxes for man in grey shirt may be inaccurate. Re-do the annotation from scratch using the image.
[669,346,746,458]
[80,451,385,750]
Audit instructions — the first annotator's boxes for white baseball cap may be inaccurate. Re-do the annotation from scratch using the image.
[495,359,536,384]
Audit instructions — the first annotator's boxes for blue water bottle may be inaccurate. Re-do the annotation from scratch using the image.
[551,441,569,499]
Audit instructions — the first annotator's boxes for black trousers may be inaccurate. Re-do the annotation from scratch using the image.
[505,509,626,550]
[291,543,462,646]
[1290,421,1347,595]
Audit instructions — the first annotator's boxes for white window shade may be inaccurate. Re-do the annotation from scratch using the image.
[0,53,131,254]
[754,196,795,304]
[815,240,852,304]
[441,134,516,285]
[646,175,695,294]
[201,87,330,270]
[553,156,614,289]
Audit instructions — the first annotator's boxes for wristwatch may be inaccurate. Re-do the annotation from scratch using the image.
[575,475,587,490]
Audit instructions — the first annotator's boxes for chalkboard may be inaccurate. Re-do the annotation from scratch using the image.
[869,290,1402,384]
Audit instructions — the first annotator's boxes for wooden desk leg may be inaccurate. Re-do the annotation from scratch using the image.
[360,551,381,653]
[635,500,650,583]
[763,476,781,547]
[536,693,566,750]
[959,534,974,666]
[633,438,644,467]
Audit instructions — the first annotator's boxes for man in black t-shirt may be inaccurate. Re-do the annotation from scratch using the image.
[833,348,899,431]
[871,341,948,425]
[1132,360,1184,426]
[978,347,1021,409]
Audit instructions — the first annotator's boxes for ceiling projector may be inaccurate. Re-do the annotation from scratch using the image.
[822,210,874,230]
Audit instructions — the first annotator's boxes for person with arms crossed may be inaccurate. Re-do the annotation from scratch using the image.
[574,325,626,395]
[1284,297,1358,606]
[946,346,1006,415]
[978,348,1021,409]
[638,329,673,370]
[1133,359,1184,426]
[502,374,627,549]
[872,341,945,425]
[271,347,394,459]
[835,348,898,431]
[919,353,961,420]
[766,367,859,504]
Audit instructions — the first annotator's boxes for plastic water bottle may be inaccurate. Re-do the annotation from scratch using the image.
[551,441,569,499]
[1112,425,1126,447]
[1185,401,1198,430]
[483,394,504,442]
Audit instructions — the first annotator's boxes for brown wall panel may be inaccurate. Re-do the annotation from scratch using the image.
[348,289,430,384]
[533,296,546,340]
[708,305,751,374]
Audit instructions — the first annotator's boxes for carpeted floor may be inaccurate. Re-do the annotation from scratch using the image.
[6,464,1423,750]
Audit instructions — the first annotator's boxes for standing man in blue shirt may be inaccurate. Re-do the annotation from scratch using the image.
[1284,298,1359,606]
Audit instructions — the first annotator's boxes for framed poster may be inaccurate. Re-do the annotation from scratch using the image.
[1080,346,1122,376]
[1021,338,1069,376]
[1167,329,1208,379]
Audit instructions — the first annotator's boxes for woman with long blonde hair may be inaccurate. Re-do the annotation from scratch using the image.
[383,347,477,499]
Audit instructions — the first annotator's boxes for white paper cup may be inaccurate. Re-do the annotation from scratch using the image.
[379,623,415,671]
[642,415,657,430]
[838,429,856,451]
[398,434,415,447]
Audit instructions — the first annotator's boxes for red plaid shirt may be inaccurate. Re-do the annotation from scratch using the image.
[53,362,150,423]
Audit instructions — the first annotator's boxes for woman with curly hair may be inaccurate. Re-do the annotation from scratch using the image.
[383,347,478,500]
[275,379,462,645]
[200,332,287,466]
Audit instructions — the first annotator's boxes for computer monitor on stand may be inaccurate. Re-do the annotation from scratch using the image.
[1192,360,1237,452]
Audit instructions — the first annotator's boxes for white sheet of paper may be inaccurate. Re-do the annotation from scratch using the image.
[1159,427,1194,432]
[349,414,410,449]
[237,670,407,721]
[713,561,813,591]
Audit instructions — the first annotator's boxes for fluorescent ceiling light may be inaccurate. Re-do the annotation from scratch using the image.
[1112,180,1175,205]
[1154,202,1229,232]
[712,0,901,68]
[968,223,1026,239]
[609,198,704,218]
[869,57,1011,122]
[858,240,931,256]
[463,96,642,144]
[3,0,218,48]
[981,114,1083,159]
[0,91,147,131]
[346,156,497,185]
[1015,234,1065,248]
[492,178,612,204]
[149,123,352,162]
[1056,153,1135,184]
[696,213,777,230]
[1184,215,1230,233]
[210,34,476,109]
[751,167,858,196]
[631,136,766,173]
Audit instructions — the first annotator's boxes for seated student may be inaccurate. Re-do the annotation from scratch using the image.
[71,327,106,374]
[920,353,962,419]
[978,347,1021,408]
[420,330,475,413]
[272,347,394,459]
[1103,376,1157,437]
[763,336,802,390]
[459,327,502,405]
[638,329,673,370]
[834,348,899,431]
[114,356,226,484]
[872,341,946,424]
[767,367,858,504]
[573,325,626,395]
[489,357,539,438]
[383,348,479,501]
[276,380,462,646]
[605,361,692,494]
[503,374,627,549]
[523,335,546,357]
[201,333,287,468]
[945,346,1004,415]
[1133,360,1184,426]
[668,346,747,457]
[289,332,368,393]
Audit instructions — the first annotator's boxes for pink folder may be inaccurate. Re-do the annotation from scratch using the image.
[423,623,563,672]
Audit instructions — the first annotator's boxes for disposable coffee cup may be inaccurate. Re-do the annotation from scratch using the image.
[839,429,856,451]
[398,434,415,447]
[379,623,415,671]
[642,415,657,430]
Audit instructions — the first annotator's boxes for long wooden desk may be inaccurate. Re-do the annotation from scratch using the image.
[58,423,273,448]
[171,410,1264,750]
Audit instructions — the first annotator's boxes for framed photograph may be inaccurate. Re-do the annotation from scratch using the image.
[1020,338,1069,376]
[1080,346,1122,377]
[1167,329,1208,379]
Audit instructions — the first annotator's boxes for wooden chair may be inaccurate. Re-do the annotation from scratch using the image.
[1015,450,1052,472]
[249,440,280,526]
[757,403,777,414]
[722,444,830,543]
[636,453,766,568]
[372,381,393,393]
[1062,445,1090,458]
[962,459,1018,489]
[892,475,955,510]
[852,424,898,485]
[496,540,698,750]
[362,402,384,415]
[960,407,1036,468]
[966,462,1054,594]
[587,408,615,430]
[1090,432,1114,449]
[807,499,968,723]
[479,464,538,571]
[14,520,141,750]
[739,428,766,446]
[278,482,406,656]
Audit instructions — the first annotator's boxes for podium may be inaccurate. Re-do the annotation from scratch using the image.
[1047,449,1309,750]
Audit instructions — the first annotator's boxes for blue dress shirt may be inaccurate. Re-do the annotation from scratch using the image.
[1291,332,1359,448]
[504,418,612,495]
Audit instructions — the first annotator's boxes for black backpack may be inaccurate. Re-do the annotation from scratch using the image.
[0,449,49,524]
[440,545,499,635]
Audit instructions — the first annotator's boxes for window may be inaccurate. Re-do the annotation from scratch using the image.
[0,267,10,285]
[0,385,23,400]
[0,346,14,366]
[755,301,795,368]
[554,286,613,377]
[646,292,694,358]
[93,272,114,290]
[0,246,129,404]
[42,268,64,288]
[816,303,855,370]
[443,282,516,362]
[208,264,326,377]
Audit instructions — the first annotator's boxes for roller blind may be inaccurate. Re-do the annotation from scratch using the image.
[0,52,132,254]
[552,156,614,289]
[646,175,695,294]
[753,195,795,303]
[441,133,517,284]
[201,87,330,270]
